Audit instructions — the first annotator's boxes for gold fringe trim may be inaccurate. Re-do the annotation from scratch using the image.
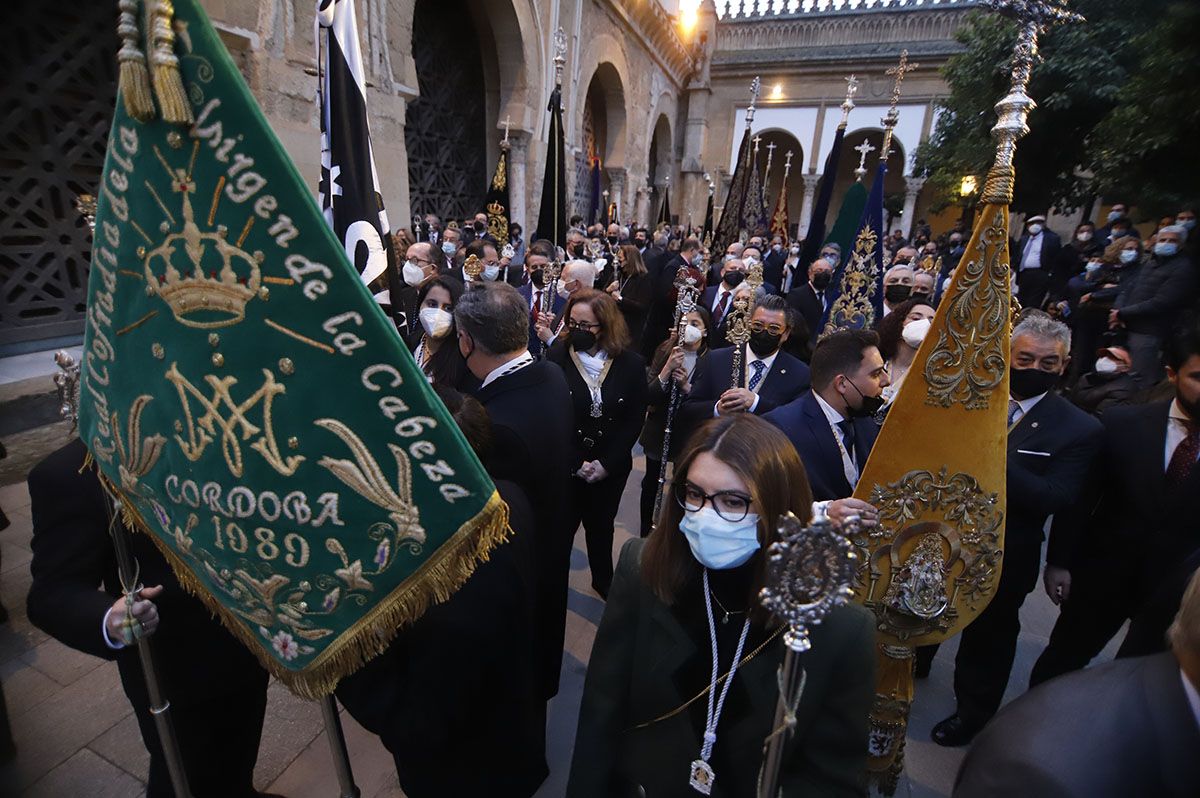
[117,0,155,121]
[95,465,511,699]
[146,0,194,125]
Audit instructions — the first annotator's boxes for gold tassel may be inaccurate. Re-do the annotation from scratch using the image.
[117,0,155,121]
[146,0,193,125]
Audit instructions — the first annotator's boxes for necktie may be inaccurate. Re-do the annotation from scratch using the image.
[837,419,857,461]
[713,290,730,327]
[818,290,827,312]
[1007,399,1021,427]
[1167,422,1200,485]
[531,291,541,323]
[748,360,767,392]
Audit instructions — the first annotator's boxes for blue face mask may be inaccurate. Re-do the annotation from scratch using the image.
[1180,218,1197,231]
[824,253,839,266]
[1154,242,1179,258]
[679,507,761,570]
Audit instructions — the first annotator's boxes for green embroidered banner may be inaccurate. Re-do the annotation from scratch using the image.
[79,0,506,697]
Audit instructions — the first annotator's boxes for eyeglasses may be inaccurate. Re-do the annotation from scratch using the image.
[567,320,600,332]
[749,321,786,336]
[675,481,754,522]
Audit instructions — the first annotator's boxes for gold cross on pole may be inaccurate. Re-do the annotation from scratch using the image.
[879,50,919,162]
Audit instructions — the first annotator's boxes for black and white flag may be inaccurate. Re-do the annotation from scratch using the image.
[316,0,401,320]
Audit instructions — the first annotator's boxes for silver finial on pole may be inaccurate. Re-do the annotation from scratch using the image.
[853,138,876,181]
[501,114,511,149]
[783,150,793,179]
[980,0,1083,204]
[840,74,860,126]
[553,27,568,86]
[745,76,762,126]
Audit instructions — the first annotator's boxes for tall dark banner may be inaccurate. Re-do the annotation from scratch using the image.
[535,86,567,248]
[822,161,887,333]
[485,147,511,244]
[588,158,601,225]
[656,186,671,226]
[316,0,400,325]
[712,128,752,256]
[702,192,714,239]
[798,126,847,267]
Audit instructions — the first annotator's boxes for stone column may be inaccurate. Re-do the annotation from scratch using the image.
[635,186,652,227]
[508,133,529,232]
[607,167,627,224]
[797,173,821,239]
[901,176,926,239]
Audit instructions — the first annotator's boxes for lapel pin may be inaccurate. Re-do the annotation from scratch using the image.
[1031,421,1039,429]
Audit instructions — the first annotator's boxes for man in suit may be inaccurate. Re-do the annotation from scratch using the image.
[786,257,835,345]
[517,240,565,356]
[1011,213,1062,310]
[1030,320,1200,686]
[929,313,1103,747]
[764,328,888,528]
[683,294,810,435]
[954,568,1200,798]
[26,439,271,797]
[642,236,702,358]
[700,257,751,349]
[456,283,575,699]
[763,235,787,293]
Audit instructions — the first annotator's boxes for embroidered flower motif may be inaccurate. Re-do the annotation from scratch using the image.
[271,630,299,661]
[335,560,373,592]
[374,539,390,568]
[151,501,170,530]
[322,588,340,613]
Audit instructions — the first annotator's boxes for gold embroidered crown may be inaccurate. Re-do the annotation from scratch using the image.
[143,174,262,329]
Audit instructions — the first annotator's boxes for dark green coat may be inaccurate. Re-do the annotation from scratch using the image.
[568,538,875,798]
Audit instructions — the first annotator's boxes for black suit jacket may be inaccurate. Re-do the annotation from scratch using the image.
[785,283,829,345]
[517,282,566,356]
[954,652,1200,798]
[643,253,690,355]
[337,479,547,798]
[568,538,875,798]
[1047,401,1200,592]
[614,271,653,347]
[762,249,785,293]
[1004,391,1102,549]
[763,390,879,501]
[26,440,267,712]
[548,344,649,476]
[682,347,810,441]
[700,284,739,348]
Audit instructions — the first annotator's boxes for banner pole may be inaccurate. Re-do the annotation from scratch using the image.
[321,696,362,798]
[106,498,193,798]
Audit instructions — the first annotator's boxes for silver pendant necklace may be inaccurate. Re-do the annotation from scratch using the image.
[689,570,752,795]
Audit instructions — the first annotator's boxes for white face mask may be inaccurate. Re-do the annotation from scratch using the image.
[682,324,705,345]
[1094,357,1121,375]
[402,260,425,287]
[1027,224,1044,236]
[679,507,761,570]
[558,285,572,301]
[901,317,932,349]
[1076,231,1093,242]
[1119,249,1139,264]
[441,241,456,256]
[418,307,453,339]
[482,264,501,281]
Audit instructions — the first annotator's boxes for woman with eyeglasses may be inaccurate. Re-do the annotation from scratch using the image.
[407,276,478,392]
[606,244,654,350]
[548,289,648,598]
[638,306,713,537]
[567,414,875,798]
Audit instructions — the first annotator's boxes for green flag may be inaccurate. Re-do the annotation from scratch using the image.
[79,0,507,698]
[823,181,868,268]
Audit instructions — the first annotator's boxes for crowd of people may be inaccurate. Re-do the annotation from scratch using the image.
[14,204,1200,796]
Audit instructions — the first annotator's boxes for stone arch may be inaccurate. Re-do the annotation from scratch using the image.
[573,35,632,170]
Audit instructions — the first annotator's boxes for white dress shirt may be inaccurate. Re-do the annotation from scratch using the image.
[814,390,859,487]
[1165,399,1197,471]
[1021,232,1044,272]
[1008,391,1048,427]
[1182,668,1200,732]
[480,351,534,389]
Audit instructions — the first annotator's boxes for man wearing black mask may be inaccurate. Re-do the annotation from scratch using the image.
[881,264,915,318]
[787,258,835,346]
[605,222,621,253]
[517,240,565,355]
[682,295,810,433]
[701,257,749,347]
[927,313,1101,747]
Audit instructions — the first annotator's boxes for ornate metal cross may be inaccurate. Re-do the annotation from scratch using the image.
[765,141,777,179]
[880,50,918,161]
[854,138,876,181]
[553,27,568,85]
[840,73,860,124]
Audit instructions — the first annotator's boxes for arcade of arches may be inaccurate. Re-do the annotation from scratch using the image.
[2,0,975,349]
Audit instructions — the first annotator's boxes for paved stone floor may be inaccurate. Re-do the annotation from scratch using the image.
[0,451,1119,797]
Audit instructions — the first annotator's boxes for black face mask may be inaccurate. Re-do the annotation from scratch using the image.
[911,291,932,304]
[607,236,618,245]
[569,329,598,351]
[635,239,647,248]
[474,222,486,233]
[724,271,746,288]
[529,268,544,288]
[748,330,781,358]
[845,378,885,418]
[1010,366,1059,400]
[885,284,913,304]
[811,273,832,291]
[893,257,911,266]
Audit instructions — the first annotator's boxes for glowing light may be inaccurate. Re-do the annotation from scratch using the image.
[960,175,978,196]
[679,0,699,36]
[771,83,784,100]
